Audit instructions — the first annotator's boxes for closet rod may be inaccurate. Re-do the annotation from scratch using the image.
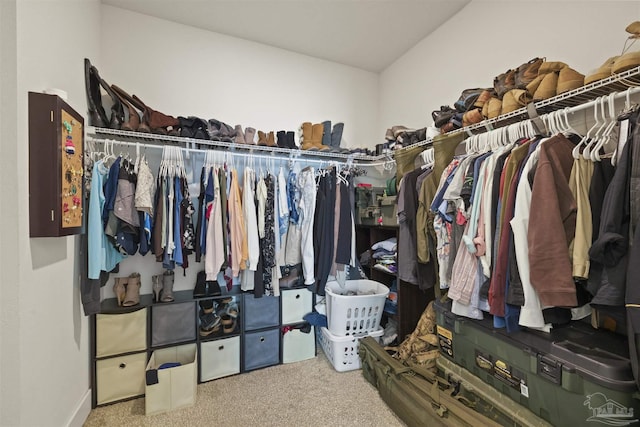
[87,137,395,168]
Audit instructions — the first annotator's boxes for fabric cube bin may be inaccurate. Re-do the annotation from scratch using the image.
[96,308,147,358]
[200,336,240,382]
[243,294,280,331]
[243,328,280,371]
[282,325,316,364]
[151,302,196,347]
[281,288,313,325]
[145,343,197,416]
[96,352,147,405]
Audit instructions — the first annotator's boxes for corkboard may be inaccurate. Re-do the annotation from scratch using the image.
[60,109,83,228]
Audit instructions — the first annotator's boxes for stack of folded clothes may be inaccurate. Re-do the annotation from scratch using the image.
[371,237,397,274]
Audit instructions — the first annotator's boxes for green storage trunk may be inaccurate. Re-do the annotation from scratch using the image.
[435,299,640,426]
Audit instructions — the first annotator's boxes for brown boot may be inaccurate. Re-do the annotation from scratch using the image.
[266,131,277,147]
[312,123,330,151]
[132,94,179,135]
[300,122,316,150]
[257,130,268,146]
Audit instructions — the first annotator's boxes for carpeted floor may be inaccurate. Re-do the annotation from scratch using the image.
[84,351,406,427]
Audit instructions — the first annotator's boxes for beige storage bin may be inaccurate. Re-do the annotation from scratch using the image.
[96,352,147,405]
[200,336,240,382]
[145,343,197,416]
[96,308,147,358]
[281,288,313,325]
[282,326,316,364]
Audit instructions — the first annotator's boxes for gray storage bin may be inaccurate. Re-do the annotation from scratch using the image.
[243,328,280,371]
[243,294,280,331]
[152,302,196,347]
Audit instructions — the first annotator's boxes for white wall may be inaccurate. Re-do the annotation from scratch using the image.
[0,0,19,424]
[10,0,101,426]
[100,5,379,149]
[379,0,639,137]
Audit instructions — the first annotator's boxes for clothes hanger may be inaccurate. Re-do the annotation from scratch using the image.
[612,88,635,166]
[592,93,618,162]
[581,96,605,160]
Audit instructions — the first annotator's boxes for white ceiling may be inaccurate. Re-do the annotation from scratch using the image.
[101,0,470,72]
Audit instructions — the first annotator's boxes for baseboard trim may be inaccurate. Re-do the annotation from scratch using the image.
[66,389,92,427]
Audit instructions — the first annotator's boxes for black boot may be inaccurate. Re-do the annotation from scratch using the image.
[286,131,297,149]
[84,58,108,127]
[83,58,123,129]
[276,130,288,149]
[193,270,207,298]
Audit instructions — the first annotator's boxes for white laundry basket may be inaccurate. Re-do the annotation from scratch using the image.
[325,279,389,336]
[317,326,383,372]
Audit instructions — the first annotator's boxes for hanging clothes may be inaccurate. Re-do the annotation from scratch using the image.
[528,134,578,308]
[88,159,124,279]
[298,166,316,285]
[205,168,225,281]
[229,168,248,278]
[313,168,336,296]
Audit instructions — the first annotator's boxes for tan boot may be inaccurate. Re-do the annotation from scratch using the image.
[266,131,277,147]
[300,122,316,151]
[312,123,330,151]
[257,130,268,146]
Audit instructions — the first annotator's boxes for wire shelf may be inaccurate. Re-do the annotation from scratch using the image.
[86,127,390,163]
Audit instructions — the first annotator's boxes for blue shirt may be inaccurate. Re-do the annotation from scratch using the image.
[88,160,124,279]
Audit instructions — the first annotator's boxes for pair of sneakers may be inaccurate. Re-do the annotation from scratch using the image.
[199,297,238,336]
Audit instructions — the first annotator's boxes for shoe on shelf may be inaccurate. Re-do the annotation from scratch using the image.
[111,85,151,133]
[193,271,207,298]
[234,125,246,144]
[266,131,278,147]
[244,127,256,145]
[152,274,164,302]
[113,277,128,306]
[84,58,123,130]
[321,121,332,147]
[300,122,317,151]
[276,130,288,148]
[286,131,297,149]
[122,272,141,307]
[206,279,222,297]
[312,123,330,151]
[161,270,175,302]
[257,130,268,146]
[199,299,221,336]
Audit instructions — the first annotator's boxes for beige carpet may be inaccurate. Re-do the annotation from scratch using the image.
[84,351,406,427]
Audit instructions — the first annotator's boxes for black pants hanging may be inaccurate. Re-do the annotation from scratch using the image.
[336,177,352,265]
[314,169,336,296]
